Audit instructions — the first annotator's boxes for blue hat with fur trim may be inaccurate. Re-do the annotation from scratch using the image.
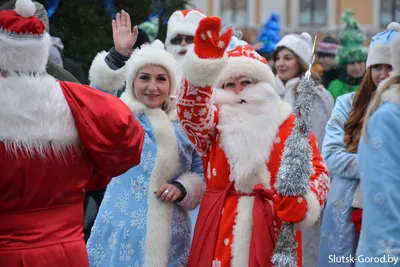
[366,22,400,68]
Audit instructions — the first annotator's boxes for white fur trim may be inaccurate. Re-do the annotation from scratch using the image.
[15,0,36,18]
[217,82,292,193]
[381,84,400,106]
[144,107,180,267]
[231,197,254,267]
[215,56,276,88]
[0,74,79,157]
[294,191,321,230]
[88,51,126,91]
[125,40,179,97]
[182,49,228,86]
[366,44,391,68]
[176,172,205,211]
[391,35,400,72]
[0,32,51,73]
[165,10,205,44]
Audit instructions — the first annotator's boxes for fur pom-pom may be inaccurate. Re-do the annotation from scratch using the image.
[301,32,312,44]
[15,0,36,18]
[388,22,400,32]
[151,39,166,50]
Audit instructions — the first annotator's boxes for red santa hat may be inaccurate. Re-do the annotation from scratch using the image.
[165,9,206,45]
[0,0,51,73]
[215,44,276,88]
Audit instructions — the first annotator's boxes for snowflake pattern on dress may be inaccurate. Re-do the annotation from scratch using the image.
[171,210,189,236]
[141,150,155,172]
[88,244,106,267]
[108,232,118,249]
[376,240,400,257]
[375,193,385,206]
[371,136,383,150]
[130,208,147,230]
[115,192,130,216]
[102,210,113,224]
[119,243,135,262]
[130,175,149,201]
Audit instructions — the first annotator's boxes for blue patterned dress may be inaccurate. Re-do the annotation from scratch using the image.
[356,89,400,267]
[86,110,204,267]
[318,93,360,267]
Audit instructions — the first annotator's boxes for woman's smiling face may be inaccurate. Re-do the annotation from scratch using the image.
[133,65,171,108]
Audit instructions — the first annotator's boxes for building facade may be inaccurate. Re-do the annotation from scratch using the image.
[188,0,398,39]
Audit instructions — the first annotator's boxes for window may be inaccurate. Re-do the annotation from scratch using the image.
[380,0,400,26]
[221,0,248,26]
[299,0,327,26]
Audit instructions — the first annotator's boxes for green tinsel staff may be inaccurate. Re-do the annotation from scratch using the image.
[272,36,317,267]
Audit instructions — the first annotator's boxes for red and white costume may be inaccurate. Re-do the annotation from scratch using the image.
[0,1,144,266]
[176,17,330,267]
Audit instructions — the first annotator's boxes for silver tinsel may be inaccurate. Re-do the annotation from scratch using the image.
[272,76,315,267]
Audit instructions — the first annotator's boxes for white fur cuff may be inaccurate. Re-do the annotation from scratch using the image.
[294,191,322,230]
[176,172,205,211]
[89,51,126,92]
[182,49,228,87]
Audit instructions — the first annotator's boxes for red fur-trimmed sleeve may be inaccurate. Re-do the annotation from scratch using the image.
[295,132,330,230]
[176,79,219,156]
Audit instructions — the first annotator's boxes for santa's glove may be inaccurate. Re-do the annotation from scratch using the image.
[274,194,308,223]
[194,16,232,59]
[351,208,362,233]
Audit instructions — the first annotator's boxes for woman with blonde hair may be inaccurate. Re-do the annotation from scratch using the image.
[86,11,204,267]
[355,34,400,267]
[318,23,400,267]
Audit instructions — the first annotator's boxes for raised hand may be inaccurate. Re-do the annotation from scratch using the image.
[112,10,138,57]
[193,16,233,59]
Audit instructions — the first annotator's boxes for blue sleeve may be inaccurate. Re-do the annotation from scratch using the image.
[190,149,204,178]
[322,94,359,179]
[89,82,118,96]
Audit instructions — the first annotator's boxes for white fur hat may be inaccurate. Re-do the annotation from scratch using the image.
[0,0,51,73]
[366,22,400,68]
[390,34,400,76]
[121,40,178,106]
[275,32,313,65]
[165,9,206,45]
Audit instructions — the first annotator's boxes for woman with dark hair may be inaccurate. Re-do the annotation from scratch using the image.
[318,22,400,267]
[272,32,334,267]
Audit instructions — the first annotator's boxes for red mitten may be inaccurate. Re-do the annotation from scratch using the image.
[351,208,363,233]
[274,195,308,223]
[194,16,233,59]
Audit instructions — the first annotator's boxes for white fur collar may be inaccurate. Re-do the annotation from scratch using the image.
[381,84,400,107]
[275,76,300,105]
[0,74,79,157]
[217,82,292,192]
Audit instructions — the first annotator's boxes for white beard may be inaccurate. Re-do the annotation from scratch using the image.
[216,82,292,192]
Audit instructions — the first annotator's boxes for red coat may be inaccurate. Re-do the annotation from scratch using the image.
[177,79,330,267]
[0,78,144,267]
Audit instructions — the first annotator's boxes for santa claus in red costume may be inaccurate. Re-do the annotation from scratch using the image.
[0,0,144,266]
[176,16,330,267]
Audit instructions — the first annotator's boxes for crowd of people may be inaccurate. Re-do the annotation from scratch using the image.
[0,0,399,267]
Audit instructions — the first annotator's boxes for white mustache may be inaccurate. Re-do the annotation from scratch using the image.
[214,82,274,106]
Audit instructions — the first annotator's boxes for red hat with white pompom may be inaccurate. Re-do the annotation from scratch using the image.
[0,0,51,73]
